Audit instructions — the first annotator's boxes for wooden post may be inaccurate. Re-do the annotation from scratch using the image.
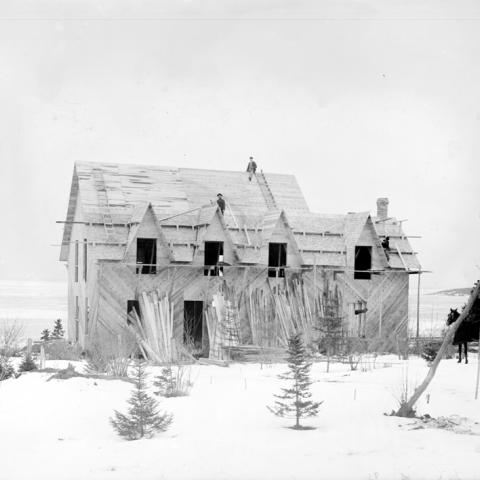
[27,338,32,355]
[40,345,46,369]
[416,272,421,339]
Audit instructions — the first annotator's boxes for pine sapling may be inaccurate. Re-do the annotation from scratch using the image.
[268,332,322,429]
[111,360,172,440]
[19,352,37,372]
[51,319,65,339]
[154,365,175,397]
[40,329,50,342]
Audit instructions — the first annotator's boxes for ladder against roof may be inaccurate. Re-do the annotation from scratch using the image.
[256,170,278,210]
[92,168,115,240]
[225,201,240,229]
[395,244,409,271]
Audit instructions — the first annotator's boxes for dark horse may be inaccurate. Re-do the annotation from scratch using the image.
[446,307,479,364]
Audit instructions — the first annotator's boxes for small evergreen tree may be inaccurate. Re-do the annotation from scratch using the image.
[40,329,50,342]
[154,365,175,397]
[19,352,38,372]
[51,319,64,339]
[268,332,322,429]
[111,360,172,440]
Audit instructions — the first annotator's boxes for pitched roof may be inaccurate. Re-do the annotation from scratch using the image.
[60,162,420,272]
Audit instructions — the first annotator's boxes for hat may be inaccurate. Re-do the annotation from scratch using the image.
[217,193,223,197]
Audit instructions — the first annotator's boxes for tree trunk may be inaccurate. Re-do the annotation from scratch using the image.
[395,281,479,417]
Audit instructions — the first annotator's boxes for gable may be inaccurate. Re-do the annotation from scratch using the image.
[124,204,172,264]
[355,217,388,270]
[193,210,239,265]
[345,213,388,270]
[257,211,303,267]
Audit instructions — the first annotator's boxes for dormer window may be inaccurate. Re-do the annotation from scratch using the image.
[354,246,372,280]
[136,238,157,274]
[204,241,224,276]
[268,242,287,278]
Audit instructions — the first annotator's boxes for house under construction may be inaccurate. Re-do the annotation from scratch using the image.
[59,161,421,359]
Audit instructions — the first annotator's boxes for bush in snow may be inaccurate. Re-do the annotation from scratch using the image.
[51,319,65,340]
[391,361,417,418]
[44,340,82,361]
[421,341,442,365]
[0,321,24,358]
[111,359,172,440]
[85,330,136,377]
[19,352,37,372]
[153,364,193,397]
[268,332,322,429]
[342,337,368,371]
[0,357,15,381]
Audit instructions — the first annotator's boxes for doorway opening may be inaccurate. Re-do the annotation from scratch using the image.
[184,300,207,357]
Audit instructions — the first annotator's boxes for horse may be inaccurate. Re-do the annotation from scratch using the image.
[446,307,479,364]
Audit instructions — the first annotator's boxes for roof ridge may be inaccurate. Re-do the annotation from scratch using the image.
[74,160,297,178]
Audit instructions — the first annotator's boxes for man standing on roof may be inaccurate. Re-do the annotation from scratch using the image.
[246,156,257,181]
[216,193,225,215]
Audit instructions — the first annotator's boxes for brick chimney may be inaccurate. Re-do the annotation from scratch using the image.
[376,197,389,220]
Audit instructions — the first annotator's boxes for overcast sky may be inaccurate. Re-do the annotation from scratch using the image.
[1,0,479,289]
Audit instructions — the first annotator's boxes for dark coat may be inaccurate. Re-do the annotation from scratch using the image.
[217,197,225,213]
[246,161,257,173]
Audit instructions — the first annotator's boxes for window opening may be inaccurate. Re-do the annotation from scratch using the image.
[136,238,157,274]
[204,241,224,276]
[354,246,372,280]
[268,242,287,278]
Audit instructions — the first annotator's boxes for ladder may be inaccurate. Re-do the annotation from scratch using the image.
[92,168,115,240]
[395,244,409,271]
[256,170,278,210]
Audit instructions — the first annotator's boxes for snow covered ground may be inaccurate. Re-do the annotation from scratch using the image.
[1,356,480,480]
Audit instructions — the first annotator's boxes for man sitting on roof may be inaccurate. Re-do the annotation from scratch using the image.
[246,156,257,181]
[216,193,225,215]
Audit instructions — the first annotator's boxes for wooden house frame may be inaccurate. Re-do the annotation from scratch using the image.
[59,162,421,355]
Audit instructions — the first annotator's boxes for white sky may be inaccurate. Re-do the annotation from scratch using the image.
[0,0,479,289]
